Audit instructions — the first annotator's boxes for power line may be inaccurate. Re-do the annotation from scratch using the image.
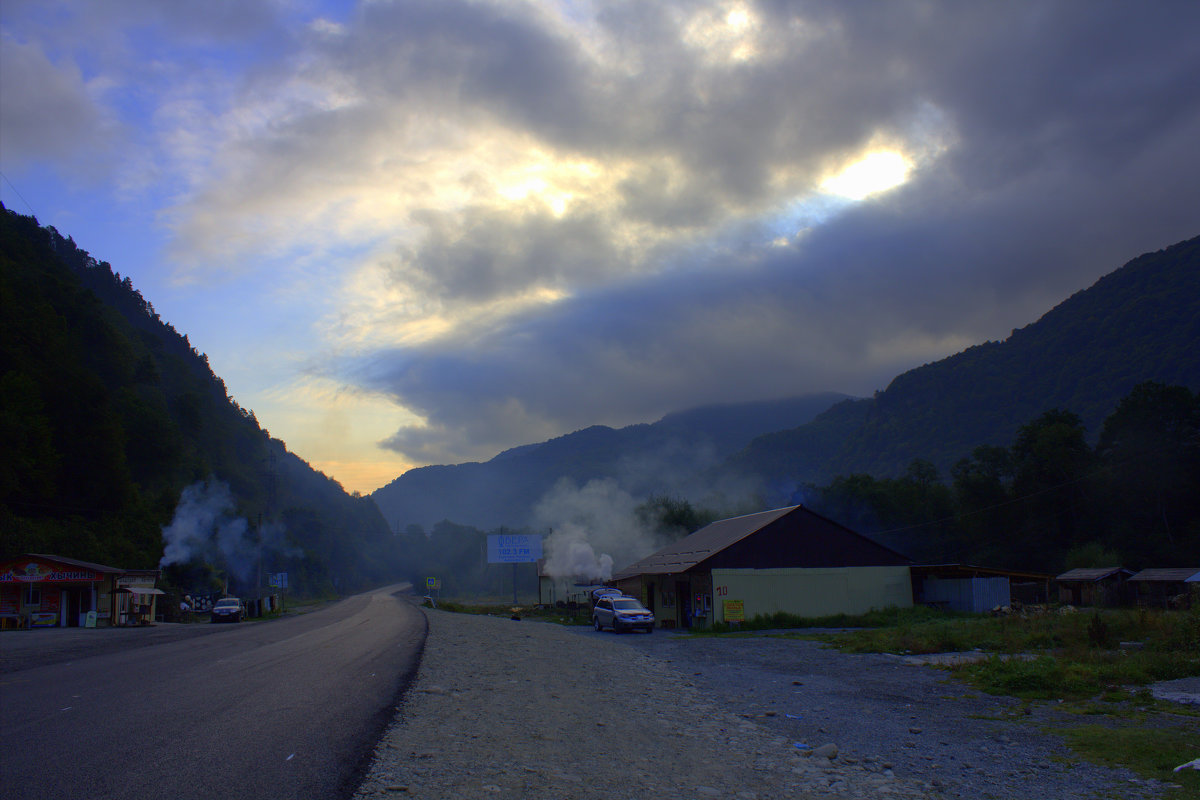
[0,172,38,217]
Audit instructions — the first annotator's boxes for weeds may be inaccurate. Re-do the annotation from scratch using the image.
[1058,724,1200,797]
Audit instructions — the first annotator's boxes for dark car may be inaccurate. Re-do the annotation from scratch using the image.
[210,597,244,623]
[592,595,655,633]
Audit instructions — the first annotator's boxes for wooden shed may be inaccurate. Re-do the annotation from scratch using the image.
[610,505,911,629]
[1127,568,1200,609]
[1055,567,1134,607]
[911,564,1055,612]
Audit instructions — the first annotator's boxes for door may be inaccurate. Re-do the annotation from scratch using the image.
[65,589,82,627]
[676,580,691,629]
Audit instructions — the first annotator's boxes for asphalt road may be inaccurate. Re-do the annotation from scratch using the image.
[0,587,426,800]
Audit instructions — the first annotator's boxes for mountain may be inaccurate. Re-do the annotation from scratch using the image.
[730,234,1200,498]
[375,234,1200,534]
[0,205,402,597]
[371,393,849,530]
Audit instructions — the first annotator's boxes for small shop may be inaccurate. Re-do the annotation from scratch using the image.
[0,554,159,628]
[115,570,165,625]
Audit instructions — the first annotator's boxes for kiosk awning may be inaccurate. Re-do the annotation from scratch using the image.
[120,587,165,596]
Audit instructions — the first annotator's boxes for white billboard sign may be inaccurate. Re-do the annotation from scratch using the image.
[486,534,543,564]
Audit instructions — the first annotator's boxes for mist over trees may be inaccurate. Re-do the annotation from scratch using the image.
[0,205,403,597]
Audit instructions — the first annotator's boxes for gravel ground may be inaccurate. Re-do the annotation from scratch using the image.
[355,610,1195,800]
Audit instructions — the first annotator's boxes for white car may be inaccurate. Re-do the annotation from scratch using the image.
[592,595,655,633]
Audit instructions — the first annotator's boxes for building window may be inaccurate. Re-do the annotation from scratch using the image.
[24,586,41,607]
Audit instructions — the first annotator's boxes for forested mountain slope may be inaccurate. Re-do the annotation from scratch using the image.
[731,234,1200,497]
[0,206,402,596]
[371,394,848,530]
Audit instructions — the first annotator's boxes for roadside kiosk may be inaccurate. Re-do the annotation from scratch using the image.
[0,554,160,628]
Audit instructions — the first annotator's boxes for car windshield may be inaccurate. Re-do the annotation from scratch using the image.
[613,599,646,611]
[214,599,239,608]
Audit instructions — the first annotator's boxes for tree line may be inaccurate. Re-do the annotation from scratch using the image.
[806,381,1200,573]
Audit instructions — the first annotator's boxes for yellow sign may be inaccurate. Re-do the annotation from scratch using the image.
[723,599,745,622]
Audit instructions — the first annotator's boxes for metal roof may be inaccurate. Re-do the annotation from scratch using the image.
[1127,568,1200,582]
[1055,567,1133,582]
[612,505,798,579]
[23,553,126,573]
[912,563,1056,581]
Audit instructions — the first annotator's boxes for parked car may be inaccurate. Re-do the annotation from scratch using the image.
[592,595,655,633]
[210,597,244,623]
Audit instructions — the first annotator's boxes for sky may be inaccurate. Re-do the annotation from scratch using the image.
[3,0,1199,496]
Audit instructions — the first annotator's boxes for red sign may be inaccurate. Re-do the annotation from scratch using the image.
[0,559,101,584]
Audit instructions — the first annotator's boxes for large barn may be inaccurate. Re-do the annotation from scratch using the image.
[610,504,911,629]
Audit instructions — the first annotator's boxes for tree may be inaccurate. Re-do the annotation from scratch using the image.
[1093,382,1200,565]
[1006,409,1095,570]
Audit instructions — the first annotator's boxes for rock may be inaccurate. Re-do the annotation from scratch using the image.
[812,743,839,760]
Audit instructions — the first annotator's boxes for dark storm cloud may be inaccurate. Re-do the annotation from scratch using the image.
[8,0,1197,473]
[355,0,1200,465]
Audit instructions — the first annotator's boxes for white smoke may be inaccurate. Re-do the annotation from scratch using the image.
[160,479,288,584]
[533,477,668,582]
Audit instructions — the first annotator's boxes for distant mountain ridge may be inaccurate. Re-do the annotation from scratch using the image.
[371,394,850,529]
[373,234,1200,531]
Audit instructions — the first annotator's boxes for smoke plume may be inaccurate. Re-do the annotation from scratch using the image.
[159,479,289,585]
[533,478,668,582]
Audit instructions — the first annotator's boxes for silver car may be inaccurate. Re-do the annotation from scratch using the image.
[592,595,654,633]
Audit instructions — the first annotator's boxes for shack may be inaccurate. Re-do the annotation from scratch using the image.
[911,564,1055,612]
[610,504,911,629]
[0,554,160,628]
[1055,567,1134,607]
[1127,568,1200,609]
[116,569,166,625]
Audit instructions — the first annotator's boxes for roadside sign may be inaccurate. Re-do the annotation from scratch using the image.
[426,577,441,590]
[486,534,543,564]
[723,599,745,622]
[268,572,288,589]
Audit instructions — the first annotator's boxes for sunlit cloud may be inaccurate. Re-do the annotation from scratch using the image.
[681,1,765,64]
[821,150,914,201]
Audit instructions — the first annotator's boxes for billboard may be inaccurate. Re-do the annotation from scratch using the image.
[486,534,543,564]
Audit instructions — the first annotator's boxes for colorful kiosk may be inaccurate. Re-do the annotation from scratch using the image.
[0,554,161,629]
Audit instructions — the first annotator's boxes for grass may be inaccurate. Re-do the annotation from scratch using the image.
[701,603,958,634]
[801,606,1200,698]
[1057,723,1200,797]
[803,604,1200,794]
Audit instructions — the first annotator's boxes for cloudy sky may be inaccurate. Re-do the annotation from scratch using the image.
[3,0,1199,494]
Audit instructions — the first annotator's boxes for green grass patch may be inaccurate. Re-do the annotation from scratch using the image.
[701,604,961,634]
[956,650,1200,701]
[1057,723,1200,796]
